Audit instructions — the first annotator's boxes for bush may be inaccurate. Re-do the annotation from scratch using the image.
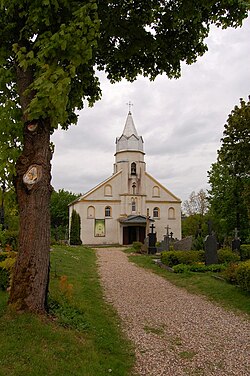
[0,253,16,290]
[172,263,227,274]
[218,248,240,264]
[161,250,205,267]
[240,245,250,261]
[223,263,239,284]
[132,241,143,252]
[0,230,18,251]
[172,264,190,273]
[0,268,9,290]
[161,251,180,267]
[235,260,250,292]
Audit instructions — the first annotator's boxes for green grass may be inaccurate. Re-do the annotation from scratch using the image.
[128,253,250,317]
[0,246,136,376]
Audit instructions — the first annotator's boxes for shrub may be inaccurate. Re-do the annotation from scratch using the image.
[161,250,205,267]
[161,251,180,267]
[240,245,250,261]
[223,263,239,284]
[132,241,143,252]
[0,230,18,251]
[173,263,227,274]
[0,254,16,290]
[0,268,9,290]
[172,264,190,273]
[218,248,240,264]
[0,253,8,262]
[235,260,250,292]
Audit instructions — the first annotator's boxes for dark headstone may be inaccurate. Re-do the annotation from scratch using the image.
[204,234,218,265]
[232,238,241,252]
[148,223,157,254]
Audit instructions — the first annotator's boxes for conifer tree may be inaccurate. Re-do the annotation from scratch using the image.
[69,210,82,246]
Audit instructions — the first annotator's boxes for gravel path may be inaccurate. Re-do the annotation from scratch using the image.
[95,247,249,376]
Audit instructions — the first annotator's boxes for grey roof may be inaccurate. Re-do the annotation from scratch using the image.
[119,215,154,224]
[116,112,144,153]
[122,111,138,137]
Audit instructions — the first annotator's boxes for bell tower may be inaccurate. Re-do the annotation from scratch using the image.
[114,111,146,215]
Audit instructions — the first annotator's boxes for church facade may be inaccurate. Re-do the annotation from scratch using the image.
[69,111,182,245]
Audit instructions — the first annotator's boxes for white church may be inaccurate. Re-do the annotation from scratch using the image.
[69,111,182,245]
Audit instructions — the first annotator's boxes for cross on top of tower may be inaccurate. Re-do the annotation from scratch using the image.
[126,101,133,113]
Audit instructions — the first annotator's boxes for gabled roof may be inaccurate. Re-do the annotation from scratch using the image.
[69,170,122,205]
[119,215,154,224]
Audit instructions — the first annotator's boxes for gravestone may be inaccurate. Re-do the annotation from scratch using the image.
[232,228,241,253]
[204,220,218,265]
[148,223,157,254]
[173,236,192,251]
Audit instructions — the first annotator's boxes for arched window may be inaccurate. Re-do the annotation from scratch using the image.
[153,186,160,197]
[87,206,95,218]
[105,206,111,217]
[131,162,136,175]
[104,184,112,196]
[153,207,160,218]
[168,207,175,219]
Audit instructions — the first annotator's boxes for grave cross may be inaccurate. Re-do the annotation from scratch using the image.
[165,225,171,237]
[234,227,239,239]
[150,223,155,234]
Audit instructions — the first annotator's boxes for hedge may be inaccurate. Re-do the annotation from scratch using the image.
[235,260,250,292]
[172,263,227,273]
[217,248,240,264]
[161,250,205,267]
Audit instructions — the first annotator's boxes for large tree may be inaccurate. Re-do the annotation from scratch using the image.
[208,96,250,242]
[0,1,248,313]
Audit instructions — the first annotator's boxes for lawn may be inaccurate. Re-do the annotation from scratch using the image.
[127,252,250,317]
[0,246,136,376]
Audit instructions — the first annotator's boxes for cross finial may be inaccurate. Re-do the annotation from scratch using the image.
[126,101,133,113]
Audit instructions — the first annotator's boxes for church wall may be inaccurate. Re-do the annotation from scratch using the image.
[145,202,182,241]
[144,174,182,240]
[75,200,121,244]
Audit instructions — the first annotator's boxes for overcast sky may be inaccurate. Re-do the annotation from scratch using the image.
[51,16,250,204]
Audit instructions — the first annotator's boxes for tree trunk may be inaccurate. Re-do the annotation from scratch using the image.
[8,120,52,313]
[8,66,53,313]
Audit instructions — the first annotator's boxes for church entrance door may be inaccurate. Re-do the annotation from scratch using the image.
[123,226,145,245]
